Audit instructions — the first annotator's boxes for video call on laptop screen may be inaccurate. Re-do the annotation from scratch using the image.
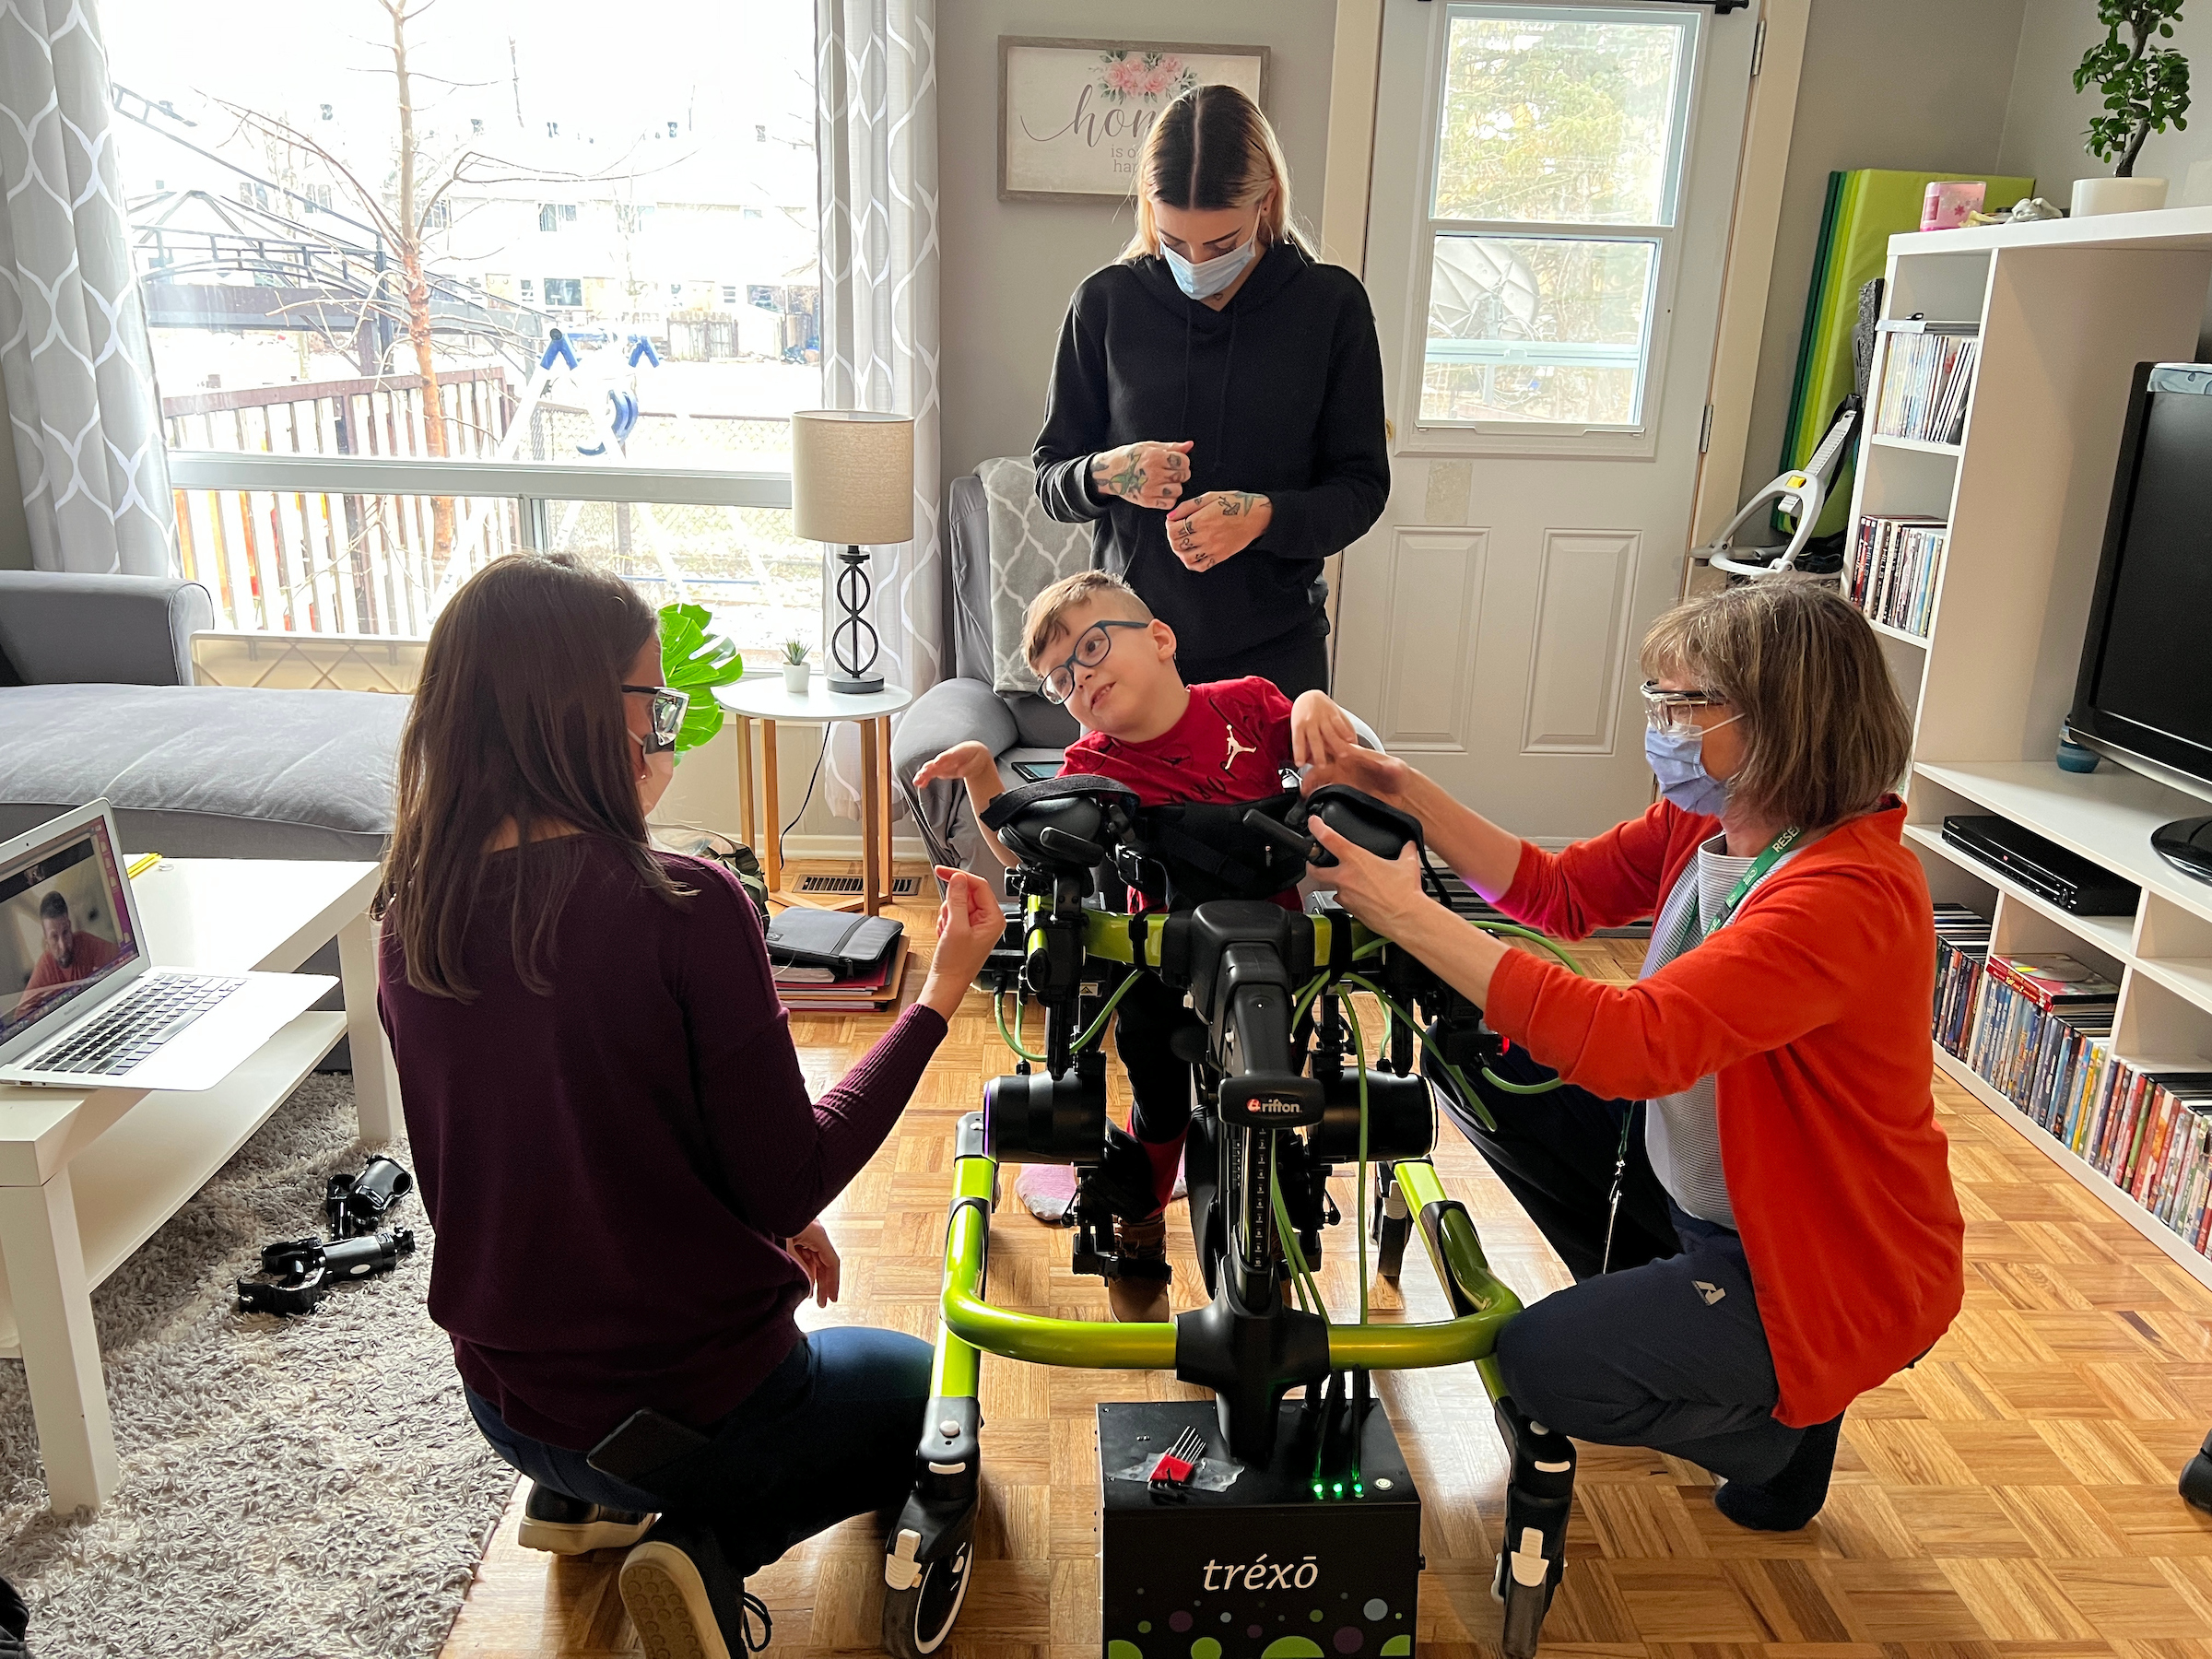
[0,818,139,1048]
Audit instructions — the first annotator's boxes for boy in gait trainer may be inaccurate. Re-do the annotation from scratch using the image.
[917,571,1359,1321]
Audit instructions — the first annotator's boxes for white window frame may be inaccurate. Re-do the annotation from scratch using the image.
[1394,0,1711,461]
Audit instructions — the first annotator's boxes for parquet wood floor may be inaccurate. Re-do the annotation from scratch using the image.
[439,867,2212,1659]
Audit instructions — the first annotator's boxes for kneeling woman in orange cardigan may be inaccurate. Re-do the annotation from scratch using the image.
[1307,579,1963,1532]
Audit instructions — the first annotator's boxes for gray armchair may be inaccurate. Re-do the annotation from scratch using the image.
[893,462,1088,877]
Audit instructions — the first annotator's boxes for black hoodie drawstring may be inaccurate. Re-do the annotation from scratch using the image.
[1215,306,1239,488]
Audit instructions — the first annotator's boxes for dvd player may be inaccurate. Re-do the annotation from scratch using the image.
[1942,816,2140,915]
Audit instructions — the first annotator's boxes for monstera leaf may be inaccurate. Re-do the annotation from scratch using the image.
[659,602,744,755]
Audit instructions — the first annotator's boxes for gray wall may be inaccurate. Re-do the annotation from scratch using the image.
[0,356,28,571]
[936,1,1341,495]
[1739,0,2030,503]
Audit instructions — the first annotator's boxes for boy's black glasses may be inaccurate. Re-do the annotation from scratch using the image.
[1040,619,1150,706]
[621,684,689,753]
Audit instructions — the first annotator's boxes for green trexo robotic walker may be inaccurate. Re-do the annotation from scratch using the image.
[880,779,1580,1659]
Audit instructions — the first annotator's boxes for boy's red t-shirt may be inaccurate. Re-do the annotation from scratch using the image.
[1060,677,1295,806]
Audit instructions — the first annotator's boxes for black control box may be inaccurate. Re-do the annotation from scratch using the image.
[1097,1399,1420,1659]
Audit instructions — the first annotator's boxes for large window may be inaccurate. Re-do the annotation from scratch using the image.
[105,0,822,649]
[1418,6,1697,434]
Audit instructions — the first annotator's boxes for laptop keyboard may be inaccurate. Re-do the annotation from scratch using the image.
[25,975,246,1077]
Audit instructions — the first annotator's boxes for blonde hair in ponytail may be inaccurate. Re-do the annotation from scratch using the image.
[1120,83,1311,262]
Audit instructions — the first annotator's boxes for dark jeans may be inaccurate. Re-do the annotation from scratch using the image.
[1179,629,1330,700]
[465,1324,933,1577]
[1445,1045,1810,1486]
[1104,969,1204,1218]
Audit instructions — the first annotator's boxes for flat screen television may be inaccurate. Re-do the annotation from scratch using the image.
[2067,361,2212,883]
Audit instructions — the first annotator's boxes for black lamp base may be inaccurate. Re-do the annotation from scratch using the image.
[829,544,886,697]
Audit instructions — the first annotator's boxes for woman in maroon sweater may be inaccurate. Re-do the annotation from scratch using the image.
[376,555,1000,1658]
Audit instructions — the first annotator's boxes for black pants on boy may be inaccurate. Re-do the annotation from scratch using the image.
[1446,1043,1827,1487]
[1102,968,1205,1218]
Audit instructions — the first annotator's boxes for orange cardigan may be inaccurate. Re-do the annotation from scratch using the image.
[1482,799,1964,1428]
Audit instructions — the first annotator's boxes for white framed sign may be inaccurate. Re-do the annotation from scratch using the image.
[997,37,1270,205]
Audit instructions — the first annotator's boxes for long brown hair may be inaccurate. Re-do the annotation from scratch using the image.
[1120,83,1312,262]
[375,553,689,999]
[1641,577,1914,832]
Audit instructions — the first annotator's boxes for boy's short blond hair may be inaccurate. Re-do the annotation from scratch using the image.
[1022,571,1153,667]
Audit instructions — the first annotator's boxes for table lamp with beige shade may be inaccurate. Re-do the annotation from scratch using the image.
[793,408,914,695]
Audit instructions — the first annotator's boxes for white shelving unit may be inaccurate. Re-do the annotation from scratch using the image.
[1848,207,2212,1289]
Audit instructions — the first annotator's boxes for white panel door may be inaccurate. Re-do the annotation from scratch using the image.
[1334,1,1759,840]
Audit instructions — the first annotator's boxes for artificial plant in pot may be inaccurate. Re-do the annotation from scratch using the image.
[2073,0,2192,216]
[658,602,745,755]
[780,638,812,693]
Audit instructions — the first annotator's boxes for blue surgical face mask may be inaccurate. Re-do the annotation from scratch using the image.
[1162,232,1259,301]
[1644,716,1739,818]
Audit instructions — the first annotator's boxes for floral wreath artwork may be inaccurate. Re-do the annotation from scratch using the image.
[1095,50,1199,105]
[1000,37,1269,203]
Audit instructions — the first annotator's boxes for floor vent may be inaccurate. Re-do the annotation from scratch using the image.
[795,873,922,898]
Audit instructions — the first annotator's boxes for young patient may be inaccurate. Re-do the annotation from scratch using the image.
[917,571,1359,1321]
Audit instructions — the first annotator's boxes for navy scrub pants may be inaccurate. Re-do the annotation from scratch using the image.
[1445,1044,1820,1487]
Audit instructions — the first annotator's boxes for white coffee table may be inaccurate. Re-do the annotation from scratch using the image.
[714,678,913,914]
[0,856,392,1513]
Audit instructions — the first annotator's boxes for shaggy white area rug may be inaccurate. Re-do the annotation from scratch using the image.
[0,1075,512,1657]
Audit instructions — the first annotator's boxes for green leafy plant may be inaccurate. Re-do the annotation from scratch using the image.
[658,602,744,755]
[780,639,812,666]
[2077,0,2192,177]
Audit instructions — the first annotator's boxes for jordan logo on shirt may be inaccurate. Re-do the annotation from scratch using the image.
[1222,727,1257,771]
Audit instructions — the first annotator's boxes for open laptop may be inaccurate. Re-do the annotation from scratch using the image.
[0,802,333,1090]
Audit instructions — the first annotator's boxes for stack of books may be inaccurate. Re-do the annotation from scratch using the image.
[1932,902,1992,1058]
[2069,1061,2212,1250]
[1875,325,1980,445]
[1850,514,1948,637]
[1964,952,2120,1111]
[1930,926,2212,1255]
[773,935,910,1012]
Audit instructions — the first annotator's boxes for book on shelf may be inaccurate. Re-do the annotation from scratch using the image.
[1928,908,2212,1256]
[1875,331,1980,444]
[1850,514,1947,636]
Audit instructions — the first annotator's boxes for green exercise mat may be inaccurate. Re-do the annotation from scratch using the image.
[1782,168,2035,537]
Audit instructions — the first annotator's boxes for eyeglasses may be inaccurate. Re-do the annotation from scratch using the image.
[1039,619,1151,706]
[621,684,689,753]
[1640,679,1729,735]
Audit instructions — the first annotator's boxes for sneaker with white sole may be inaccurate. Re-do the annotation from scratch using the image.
[618,1522,772,1659]
[516,1481,656,1555]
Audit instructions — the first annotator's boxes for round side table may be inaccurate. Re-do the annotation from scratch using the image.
[712,678,912,915]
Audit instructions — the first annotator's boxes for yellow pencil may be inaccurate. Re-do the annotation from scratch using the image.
[125,853,163,879]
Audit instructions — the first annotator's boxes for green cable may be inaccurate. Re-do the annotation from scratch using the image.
[1070,971,1142,1052]
[1270,1160,1326,1321]
[1343,974,1510,1128]
[1470,920,1584,974]
[992,993,1046,1064]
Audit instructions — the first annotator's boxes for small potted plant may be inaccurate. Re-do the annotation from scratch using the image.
[2072,0,2191,216]
[780,639,813,694]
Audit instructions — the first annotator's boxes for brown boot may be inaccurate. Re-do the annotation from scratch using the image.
[1108,1216,1173,1323]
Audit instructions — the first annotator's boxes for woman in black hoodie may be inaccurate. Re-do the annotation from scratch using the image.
[1033,84,1389,698]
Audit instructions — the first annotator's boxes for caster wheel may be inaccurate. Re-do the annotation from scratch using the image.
[883,1534,973,1659]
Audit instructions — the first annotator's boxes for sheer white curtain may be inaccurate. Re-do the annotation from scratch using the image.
[816,0,939,818]
[0,0,176,575]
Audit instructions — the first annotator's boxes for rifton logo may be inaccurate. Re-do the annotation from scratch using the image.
[1245,1097,1307,1117]
[1202,1554,1319,1593]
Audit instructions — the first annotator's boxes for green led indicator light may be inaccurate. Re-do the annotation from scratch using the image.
[1353,1483,1364,1498]
[1312,1482,1324,1498]
[1332,1482,1344,1496]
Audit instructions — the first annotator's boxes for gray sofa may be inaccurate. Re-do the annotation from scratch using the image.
[892,468,1084,877]
[0,571,406,858]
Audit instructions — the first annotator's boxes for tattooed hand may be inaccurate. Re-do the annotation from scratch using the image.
[1163,490,1272,572]
[1090,440,1194,510]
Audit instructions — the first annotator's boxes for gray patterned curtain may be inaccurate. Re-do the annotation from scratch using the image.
[817,0,939,817]
[0,0,175,576]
